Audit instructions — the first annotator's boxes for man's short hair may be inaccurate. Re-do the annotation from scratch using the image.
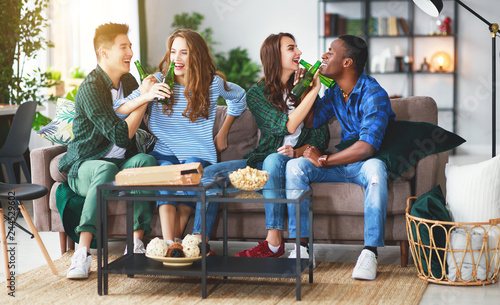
[338,35,368,74]
[93,23,129,60]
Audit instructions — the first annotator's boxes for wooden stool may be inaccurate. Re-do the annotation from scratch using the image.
[0,183,57,287]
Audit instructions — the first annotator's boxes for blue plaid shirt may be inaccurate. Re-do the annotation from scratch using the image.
[313,72,395,151]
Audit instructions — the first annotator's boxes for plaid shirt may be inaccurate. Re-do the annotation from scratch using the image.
[59,65,139,178]
[313,72,395,151]
[244,81,329,168]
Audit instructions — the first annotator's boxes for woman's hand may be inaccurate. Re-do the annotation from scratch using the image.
[147,82,170,101]
[214,131,228,153]
[277,145,294,157]
[293,68,307,85]
[303,145,322,167]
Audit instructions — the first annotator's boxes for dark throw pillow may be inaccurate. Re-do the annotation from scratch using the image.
[409,185,452,278]
[335,120,465,179]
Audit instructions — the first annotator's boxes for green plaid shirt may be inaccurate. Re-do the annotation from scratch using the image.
[244,81,329,168]
[59,65,139,178]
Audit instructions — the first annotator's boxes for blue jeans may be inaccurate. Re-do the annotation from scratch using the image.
[262,153,310,238]
[286,157,388,247]
[193,153,309,239]
[192,159,247,236]
[149,151,212,210]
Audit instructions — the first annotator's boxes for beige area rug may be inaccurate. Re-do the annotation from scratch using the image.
[1,251,427,304]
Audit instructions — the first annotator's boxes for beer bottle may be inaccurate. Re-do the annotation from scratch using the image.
[158,61,175,104]
[134,60,148,82]
[291,60,322,99]
[299,59,336,88]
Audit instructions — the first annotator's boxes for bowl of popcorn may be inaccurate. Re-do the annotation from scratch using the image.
[228,166,269,191]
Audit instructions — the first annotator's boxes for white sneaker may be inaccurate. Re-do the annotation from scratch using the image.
[124,238,147,254]
[288,243,316,269]
[352,249,378,280]
[67,247,92,279]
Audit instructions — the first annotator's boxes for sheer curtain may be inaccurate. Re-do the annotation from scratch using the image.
[47,0,141,81]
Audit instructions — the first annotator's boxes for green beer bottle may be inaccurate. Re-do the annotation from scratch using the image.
[299,59,336,88]
[291,60,322,99]
[134,60,148,82]
[158,61,175,104]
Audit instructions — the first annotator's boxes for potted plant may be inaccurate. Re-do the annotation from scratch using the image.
[66,67,86,91]
[46,66,65,97]
[0,0,53,144]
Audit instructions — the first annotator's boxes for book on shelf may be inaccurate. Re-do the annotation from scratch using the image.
[324,13,331,36]
[329,13,339,36]
[346,19,363,36]
[388,16,398,36]
[398,18,410,35]
[367,17,378,36]
[337,16,347,36]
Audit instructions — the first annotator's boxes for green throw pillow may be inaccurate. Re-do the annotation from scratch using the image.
[335,120,465,179]
[409,185,451,278]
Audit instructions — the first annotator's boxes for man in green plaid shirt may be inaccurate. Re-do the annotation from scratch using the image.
[59,23,169,279]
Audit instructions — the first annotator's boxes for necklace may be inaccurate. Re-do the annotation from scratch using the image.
[341,88,352,99]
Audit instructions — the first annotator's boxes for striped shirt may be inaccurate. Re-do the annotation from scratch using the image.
[147,73,246,165]
[313,72,395,151]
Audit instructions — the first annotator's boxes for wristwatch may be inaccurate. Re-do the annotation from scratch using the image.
[318,155,328,168]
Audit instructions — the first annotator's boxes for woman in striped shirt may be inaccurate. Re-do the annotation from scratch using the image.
[147,29,246,246]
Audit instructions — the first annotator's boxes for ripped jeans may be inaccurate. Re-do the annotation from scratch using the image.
[286,157,388,247]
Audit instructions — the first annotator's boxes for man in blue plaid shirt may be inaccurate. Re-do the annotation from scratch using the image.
[286,35,395,281]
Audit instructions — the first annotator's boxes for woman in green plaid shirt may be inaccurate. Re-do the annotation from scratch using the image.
[205,33,328,259]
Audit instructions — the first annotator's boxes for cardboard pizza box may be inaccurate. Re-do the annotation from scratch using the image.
[115,162,203,186]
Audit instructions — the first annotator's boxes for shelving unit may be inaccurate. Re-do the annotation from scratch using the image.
[317,0,458,133]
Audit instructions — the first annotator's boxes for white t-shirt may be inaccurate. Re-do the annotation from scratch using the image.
[282,97,303,147]
[104,82,127,159]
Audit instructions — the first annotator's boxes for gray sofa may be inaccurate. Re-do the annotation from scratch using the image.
[31,96,448,267]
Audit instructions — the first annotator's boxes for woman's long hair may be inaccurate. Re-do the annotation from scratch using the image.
[157,29,230,122]
[259,32,299,112]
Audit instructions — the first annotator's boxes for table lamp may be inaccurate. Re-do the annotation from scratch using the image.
[413,0,499,157]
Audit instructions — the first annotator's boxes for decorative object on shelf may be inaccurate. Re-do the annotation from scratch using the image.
[403,56,413,72]
[413,0,499,157]
[370,47,392,73]
[430,51,452,72]
[419,57,431,72]
[438,16,452,35]
[394,45,404,72]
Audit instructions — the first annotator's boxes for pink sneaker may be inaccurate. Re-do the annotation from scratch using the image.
[235,240,285,258]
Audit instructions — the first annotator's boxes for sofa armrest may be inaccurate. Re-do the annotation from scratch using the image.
[414,151,449,198]
[30,145,67,231]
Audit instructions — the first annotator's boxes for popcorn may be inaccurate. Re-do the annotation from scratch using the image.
[182,234,202,258]
[229,166,269,191]
[146,237,169,257]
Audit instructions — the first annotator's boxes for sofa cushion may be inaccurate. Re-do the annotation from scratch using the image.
[445,156,500,222]
[214,107,258,162]
[336,120,465,179]
[50,152,68,182]
[37,98,75,145]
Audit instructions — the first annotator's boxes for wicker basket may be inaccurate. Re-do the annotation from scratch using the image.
[405,196,500,285]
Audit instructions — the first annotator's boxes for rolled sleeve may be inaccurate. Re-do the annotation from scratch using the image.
[358,90,391,151]
[217,77,246,117]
